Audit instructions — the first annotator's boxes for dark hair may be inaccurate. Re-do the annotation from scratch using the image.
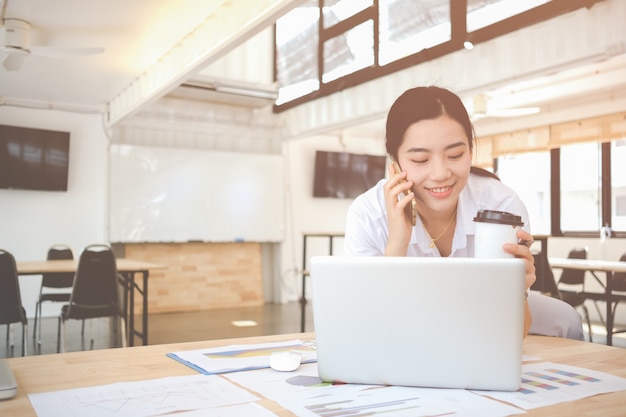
[385,86,498,180]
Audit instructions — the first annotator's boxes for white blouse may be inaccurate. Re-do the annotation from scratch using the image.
[344,174,531,257]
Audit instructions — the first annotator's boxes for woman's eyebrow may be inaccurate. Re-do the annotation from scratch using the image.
[406,141,468,153]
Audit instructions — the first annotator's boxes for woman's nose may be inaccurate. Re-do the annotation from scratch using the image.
[430,157,450,180]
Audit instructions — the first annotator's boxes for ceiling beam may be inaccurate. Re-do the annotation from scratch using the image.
[106,0,305,127]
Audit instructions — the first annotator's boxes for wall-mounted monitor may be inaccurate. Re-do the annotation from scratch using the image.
[313,150,386,199]
[0,125,70,192]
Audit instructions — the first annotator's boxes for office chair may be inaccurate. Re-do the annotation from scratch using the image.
[33,244,77,354]
[608,253,626,338]
[532,253,561,299]
[0,249,29,357]
[557,247,593,342]
[57,244,127,353]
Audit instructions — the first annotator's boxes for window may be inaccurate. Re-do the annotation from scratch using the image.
[379,0,450,66]
[322,0,372,28]
[274,0,594,110]
[488,110,626,238]
[560,142,601,232]
[275,0,320,105]
[612,139,626,230]
[323,20,374,82]
[466,0,551,32]
[497,152,551,235]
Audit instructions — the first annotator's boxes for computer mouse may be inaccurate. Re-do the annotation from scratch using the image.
[269,351,302,372]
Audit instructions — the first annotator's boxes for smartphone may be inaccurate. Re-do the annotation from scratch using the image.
[392,162,417,226]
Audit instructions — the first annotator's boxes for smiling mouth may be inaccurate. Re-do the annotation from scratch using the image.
[427,185,453,194]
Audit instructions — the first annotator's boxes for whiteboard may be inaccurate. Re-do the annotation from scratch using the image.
[109,145,284,243]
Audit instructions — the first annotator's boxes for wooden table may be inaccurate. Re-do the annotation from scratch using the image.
[549,257,626,346]
[16,259,166,347]
[1,333,626,416]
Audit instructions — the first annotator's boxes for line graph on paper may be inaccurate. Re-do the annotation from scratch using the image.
[28,375,260,417]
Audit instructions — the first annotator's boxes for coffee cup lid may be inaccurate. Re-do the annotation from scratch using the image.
[473,210,524,226]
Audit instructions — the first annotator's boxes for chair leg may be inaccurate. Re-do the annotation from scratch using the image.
[4,325,9,357]
[8,324,15,357]
[57,317,63,354]
[120,316,127,348]
[581,305,593,343]
[21,323,28,357]
[90,320,95,351]
[33,300,40,353]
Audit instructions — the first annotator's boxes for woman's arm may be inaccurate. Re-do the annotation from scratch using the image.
[504,229,536,338]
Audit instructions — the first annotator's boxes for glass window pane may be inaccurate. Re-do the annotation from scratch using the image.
[612,139,626,231]
[322,20,374,83]
[379,0,450,66]
[560,142,601,232]
[467,0,551,32]
[497,152,551,235]
[276,0,320,105]
[323,0,372,28]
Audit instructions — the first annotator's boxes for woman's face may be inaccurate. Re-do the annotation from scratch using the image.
[397,115,472,216]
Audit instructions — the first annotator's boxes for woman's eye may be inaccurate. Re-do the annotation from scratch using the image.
[411,159,428,164]
[449,152,464,160]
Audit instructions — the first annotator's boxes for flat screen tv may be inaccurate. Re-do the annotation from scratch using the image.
[0,124,70,191]
[313,150,386,198]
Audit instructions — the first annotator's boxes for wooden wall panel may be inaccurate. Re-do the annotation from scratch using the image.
[123,242,263,313]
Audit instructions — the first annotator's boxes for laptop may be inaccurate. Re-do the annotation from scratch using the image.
[0,360,17,400]
[310,256,526,391]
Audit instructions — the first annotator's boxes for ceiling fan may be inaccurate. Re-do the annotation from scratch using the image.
[0,18,104,71]
[467,94,540,122]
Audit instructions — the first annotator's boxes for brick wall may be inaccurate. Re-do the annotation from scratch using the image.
[123,242,263,313]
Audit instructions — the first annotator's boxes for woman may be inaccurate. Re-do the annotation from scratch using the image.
[344,86,583,340]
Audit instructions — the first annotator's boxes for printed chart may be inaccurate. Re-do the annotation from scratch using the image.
[481,362,626,409]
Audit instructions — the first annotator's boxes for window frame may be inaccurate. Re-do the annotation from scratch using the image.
[273,0,605,112]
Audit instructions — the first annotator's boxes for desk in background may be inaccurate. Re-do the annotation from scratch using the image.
[549,257,626,346]
[2,333,626,416]
[16,258,165,347]
[300,233,344,332]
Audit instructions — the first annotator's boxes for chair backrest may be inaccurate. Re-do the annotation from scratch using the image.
[613,253,626,292]
[41,244,75,289]
[532,253,561,299]
[0,249,27,326]
[66,244,119,313]
[558,247,588,286]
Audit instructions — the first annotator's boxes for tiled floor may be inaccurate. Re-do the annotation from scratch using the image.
[1,301,315,357]
[2,301,625,358]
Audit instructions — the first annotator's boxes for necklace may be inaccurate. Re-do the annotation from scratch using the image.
[422,210,457,248]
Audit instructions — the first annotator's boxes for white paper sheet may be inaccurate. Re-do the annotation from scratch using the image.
[225,363,525,417]
[28,374,261,417]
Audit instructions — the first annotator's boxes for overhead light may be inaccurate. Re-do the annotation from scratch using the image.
[463,40,474,50]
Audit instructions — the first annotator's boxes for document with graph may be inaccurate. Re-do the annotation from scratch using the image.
[479,361,626,410]
[168,339,317,374]
[27,374,265,417]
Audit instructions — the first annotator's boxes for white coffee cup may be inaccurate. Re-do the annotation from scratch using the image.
[473,210,524,258]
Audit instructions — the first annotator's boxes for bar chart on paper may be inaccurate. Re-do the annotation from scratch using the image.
[482,362,626,410]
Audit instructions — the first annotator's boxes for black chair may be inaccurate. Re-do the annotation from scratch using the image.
[608,253,626,338]
[57,244,127,353]
[532,253,561,299]
[33,244,76,354]
[557,247,593,341]
[0,249,28,357]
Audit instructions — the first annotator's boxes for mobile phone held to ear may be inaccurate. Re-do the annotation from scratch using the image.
[392,162,417,226]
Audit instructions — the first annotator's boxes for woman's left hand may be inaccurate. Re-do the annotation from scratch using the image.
[503,230,536,292]
[504,230,536,337]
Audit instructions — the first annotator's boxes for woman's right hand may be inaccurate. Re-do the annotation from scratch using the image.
[383,162,414,256]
